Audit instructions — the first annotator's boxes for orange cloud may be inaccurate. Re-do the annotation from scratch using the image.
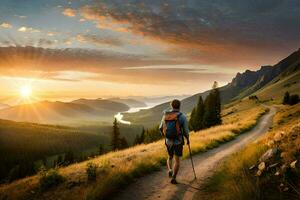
[0,22,12,29]
[62,8,77,17]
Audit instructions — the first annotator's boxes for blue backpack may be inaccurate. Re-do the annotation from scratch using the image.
[163,112,182,140]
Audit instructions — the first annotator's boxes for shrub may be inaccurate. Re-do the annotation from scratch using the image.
[86,162,98,181]
[38,167,64,191]
[289,94,299,105]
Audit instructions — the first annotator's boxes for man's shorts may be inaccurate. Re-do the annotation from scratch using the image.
[166,143,183,158]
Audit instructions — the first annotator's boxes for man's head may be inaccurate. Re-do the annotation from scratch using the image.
[171,99,181,110]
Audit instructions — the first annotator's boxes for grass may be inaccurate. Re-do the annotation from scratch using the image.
[202,103,300,200]
[0,99,267,200]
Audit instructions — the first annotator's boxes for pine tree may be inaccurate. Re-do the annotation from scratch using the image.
[98,144,104,155]
[213,82,222,125]
[195,96,205,131]
[111,118,121,150]
[64,150,74,165]
[203,81,222,128]
[140,127,145,143]
[203,92,215,128]
[119,137,129,149]
[283,91,290,104]
[189,107,197,131]
[133,134,140,145]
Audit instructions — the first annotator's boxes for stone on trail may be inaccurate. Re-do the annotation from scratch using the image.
[290,160,300,169]
[258,162,266,171]
[259,148,278,162]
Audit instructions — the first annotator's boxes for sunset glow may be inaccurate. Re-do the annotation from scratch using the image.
[0,0,299,102]
[20,86,32,99]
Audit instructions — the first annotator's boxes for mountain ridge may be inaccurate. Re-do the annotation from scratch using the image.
[123,48,300,127]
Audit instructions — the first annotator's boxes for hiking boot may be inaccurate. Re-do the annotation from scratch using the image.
[170,178,178,184]
[168,170,173,178]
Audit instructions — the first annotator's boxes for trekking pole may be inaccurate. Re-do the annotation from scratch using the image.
[188,143,197,180]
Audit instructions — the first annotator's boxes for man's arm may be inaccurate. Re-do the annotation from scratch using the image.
[159,115,165,136]
[180,114,190,144]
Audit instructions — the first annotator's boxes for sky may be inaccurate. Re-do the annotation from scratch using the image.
[0,0,299,102]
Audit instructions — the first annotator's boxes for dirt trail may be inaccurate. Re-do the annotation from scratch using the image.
[113,107,276,200]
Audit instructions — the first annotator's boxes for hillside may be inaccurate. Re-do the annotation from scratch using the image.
[0,99,268,200]
[0,119,107,182]
[123,48,300,127]
[108,98,147,108]
[0,99,129,125]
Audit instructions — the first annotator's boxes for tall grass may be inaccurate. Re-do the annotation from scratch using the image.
[0,100,267,200]
[203,103,300,200]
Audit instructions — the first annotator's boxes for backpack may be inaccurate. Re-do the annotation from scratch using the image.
[163,112,182,140]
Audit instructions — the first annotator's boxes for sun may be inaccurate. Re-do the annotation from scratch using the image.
[20,86,32,99]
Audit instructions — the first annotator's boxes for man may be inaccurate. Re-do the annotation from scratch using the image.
[159,99,189,184]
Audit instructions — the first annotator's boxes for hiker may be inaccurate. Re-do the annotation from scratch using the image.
[159,99,189,184]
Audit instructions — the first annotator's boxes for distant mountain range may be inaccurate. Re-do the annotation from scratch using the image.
[124,48,300,127]
[108,98,147,107]
[0,98,144,125]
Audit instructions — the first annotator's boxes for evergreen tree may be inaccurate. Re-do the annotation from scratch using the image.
[289,94,300,105]
[283,91,290,104]
[140,127,145,143]
[203,92,215,128]
[119,137,129,149]
[189,107,197,131]
[111,118,121,150]
[213,82,222,125]
[194,96,205,131]
[203,81,222,128]
[55,155,63,166]
[133,134,140,145]
[64,150,74,165]
[98,144,104,155]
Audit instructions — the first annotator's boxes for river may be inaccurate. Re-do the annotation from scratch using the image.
[114,104,156,125]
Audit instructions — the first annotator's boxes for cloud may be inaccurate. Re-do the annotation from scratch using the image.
[14,15,27,19]
[38,39,57,46]
[0,46,228,85]
[0,22,12,29]
[76,34,123,46]
[18,26,40,33]
[62,8,77,17]
[79,0,300,67]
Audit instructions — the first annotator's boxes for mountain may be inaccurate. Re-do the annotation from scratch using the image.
[123,48,300,127]
[107,98,147,108]
[0,99,129,125]
[72,98,129,112]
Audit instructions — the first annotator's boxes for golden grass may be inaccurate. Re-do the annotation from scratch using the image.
[204,103,300,200]
[0,100,267,200]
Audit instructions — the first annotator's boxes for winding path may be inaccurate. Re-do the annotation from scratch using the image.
[113,106,276,200]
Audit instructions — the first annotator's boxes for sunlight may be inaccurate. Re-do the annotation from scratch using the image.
[20,85,32,99]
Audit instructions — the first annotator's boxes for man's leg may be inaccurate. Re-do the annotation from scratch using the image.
[167,156,173,172]
[172,155,180,178]
[171,144,182,184]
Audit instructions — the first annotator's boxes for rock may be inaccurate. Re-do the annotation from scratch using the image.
[259,148,278,162]
[290,160,300,169]
[256,170,263,176]
[274,132,283,141]
[283,187,289,192]
[267,140,274,147]
[258,162,266,171]
[280,183,284,187]
[249,165,256,170]
[281,164,287,173]
[269,163,279,168]
[275,171,280,176]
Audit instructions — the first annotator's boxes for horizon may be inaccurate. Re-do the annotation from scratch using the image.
[0,0,300,103]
